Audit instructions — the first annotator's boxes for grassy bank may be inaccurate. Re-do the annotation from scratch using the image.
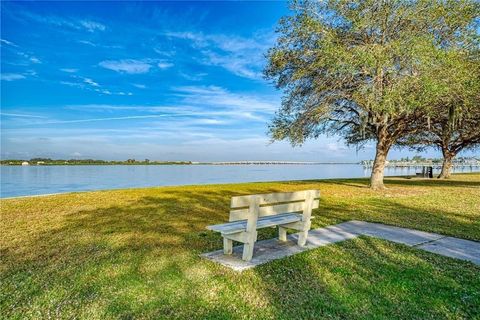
[1,174,479,319]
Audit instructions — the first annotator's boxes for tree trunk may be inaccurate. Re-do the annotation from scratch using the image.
[438,149,455,179]
[370,140,390,190]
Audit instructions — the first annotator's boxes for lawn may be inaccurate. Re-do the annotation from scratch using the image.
[1,173,479,319]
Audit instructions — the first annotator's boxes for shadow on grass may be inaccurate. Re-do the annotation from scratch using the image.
[385,176,480,188]
[323,174,480,189]
[314,196,480,241]
[253,237,480,319]
[1,182,479,318]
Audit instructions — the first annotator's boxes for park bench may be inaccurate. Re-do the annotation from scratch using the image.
[206,190,320,261]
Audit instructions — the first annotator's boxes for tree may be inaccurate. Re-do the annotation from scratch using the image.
[436,110,480,178]
[264,0,479,189]
[398,54,480,178]
[397,9,480,179]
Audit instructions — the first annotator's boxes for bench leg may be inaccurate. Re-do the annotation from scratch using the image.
[297,230,308,247]
[242,242,254,261]
[223,237,233,255]
[278,226,287,242]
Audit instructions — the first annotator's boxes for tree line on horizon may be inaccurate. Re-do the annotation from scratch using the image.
[265,0,480,189]
[0,158,192,165]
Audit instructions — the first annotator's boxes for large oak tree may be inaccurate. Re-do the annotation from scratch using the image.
[397,4,480,178]
[264,0,479,189]
[398,50,480,178]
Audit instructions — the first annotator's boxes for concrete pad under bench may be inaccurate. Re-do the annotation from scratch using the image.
[202,220,480,271]
[202,223,360,272]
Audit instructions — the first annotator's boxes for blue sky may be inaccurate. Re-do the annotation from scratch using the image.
[0,1,465,161]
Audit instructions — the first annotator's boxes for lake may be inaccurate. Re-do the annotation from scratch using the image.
[1,164,479,198]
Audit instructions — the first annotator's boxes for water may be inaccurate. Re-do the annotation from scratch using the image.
[1,164,478,198]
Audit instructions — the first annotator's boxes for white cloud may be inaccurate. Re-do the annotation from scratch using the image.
[29,57,41,64]
[157,62,174,69]
[0,39,18,47]
[61,85,279,124]
[166,31,273,79]
[77,40,122,49]
[193,119,227,125]
[80,20,106,32]
[77,40,97,46]
[326,143,348,152]
[0,112,47,118]
[83,78,99,87]
[1,73,26,81]
[60,76,131,96]
[10,50,41,66]
[173,85,278,113]
[203,50,261,79]
[60,68,78,73]
[1,125,372,162]
[165,32,206,46]
[39,115,172,124]
[99,59,173,74]
[19,11,106,33]
[99,59,152,74]
[60,81,85,89]
[132,84,146,89]
[153,47,175,57]
[179,72,207,81]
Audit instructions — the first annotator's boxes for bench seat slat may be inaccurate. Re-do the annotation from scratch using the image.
[206,213,302,234]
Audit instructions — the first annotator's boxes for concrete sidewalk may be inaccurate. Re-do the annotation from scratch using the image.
[201,220,480,271]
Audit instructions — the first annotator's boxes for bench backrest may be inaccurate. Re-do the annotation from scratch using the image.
[229,190,320,222]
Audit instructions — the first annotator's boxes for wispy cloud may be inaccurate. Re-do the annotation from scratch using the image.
[166,31,273,79]
[42,115,170,124]
[17,11,106,33]
[77,40,97,46]
[1,73,26,81]
[77,40,122,49]
[61,85,278,122]
[0,39,18,47]
[60,75,132,96]
[173,85,278,113]
[179,72,207,81]
[132,84,146,89]
[203,50,261,79]
[83,78,99,87]
[2,42,42,66]
[14,51,41,65]
[0,112,47,118]
[157,61,174,69]
[99,59,152,74]
[29,56,41,63]
[99,59,173,74]
[60,68,78,73]
[79,20,106,32]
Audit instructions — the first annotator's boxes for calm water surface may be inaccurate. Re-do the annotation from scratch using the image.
[1,164,478,198]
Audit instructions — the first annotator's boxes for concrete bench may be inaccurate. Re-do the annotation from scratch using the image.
[206,190,320,261]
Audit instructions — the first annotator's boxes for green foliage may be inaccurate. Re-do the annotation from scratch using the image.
[398,41,480,158]
[265,0,479,147]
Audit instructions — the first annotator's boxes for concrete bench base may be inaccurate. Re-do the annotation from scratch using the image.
[201,220,480,271]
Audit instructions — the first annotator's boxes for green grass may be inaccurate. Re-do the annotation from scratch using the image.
[1,173,479,319]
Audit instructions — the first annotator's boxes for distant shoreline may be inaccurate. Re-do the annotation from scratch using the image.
[1,162,360,166]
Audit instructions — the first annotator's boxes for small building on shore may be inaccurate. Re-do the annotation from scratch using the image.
[21,161,30,166]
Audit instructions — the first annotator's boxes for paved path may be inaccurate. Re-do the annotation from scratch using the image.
[202,220,480,271]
